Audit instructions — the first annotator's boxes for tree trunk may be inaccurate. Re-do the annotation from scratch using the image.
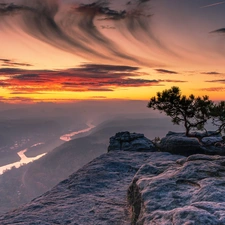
[184,119,189,137]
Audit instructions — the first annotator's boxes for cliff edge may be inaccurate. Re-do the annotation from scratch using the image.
[1,132,225,225]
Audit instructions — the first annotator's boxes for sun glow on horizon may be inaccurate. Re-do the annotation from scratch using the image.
[0,0,225,103]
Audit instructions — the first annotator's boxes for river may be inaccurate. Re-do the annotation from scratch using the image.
[0,122,95,175]
[0,149,46,175]
[60,122,95,141]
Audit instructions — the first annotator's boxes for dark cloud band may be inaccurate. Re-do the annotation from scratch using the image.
[155,69,178,74]
[0,63,186,93]
[211,28,225,34]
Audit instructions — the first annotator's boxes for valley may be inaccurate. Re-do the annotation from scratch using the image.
[0,115,183,214]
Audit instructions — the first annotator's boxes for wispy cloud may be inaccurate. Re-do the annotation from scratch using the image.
[0,58,32,67]
[0,0,162,66]
[155,69,178,74]
[211,28,225,34]
[200,1,225,8]
[163,79,186,83]
[205,79,225,83]
[198,87,225,92]
[201,71,222,75]
[90,96,107,99]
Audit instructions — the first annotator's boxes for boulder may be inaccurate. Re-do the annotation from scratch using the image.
[166,131,186,137]
[202,136,223,145]
[128,154,225,225]
[160,132,225,156]
[166,131,221,138]
[159,135,204,156]
[202,145,225,156]
[108,131,157,152]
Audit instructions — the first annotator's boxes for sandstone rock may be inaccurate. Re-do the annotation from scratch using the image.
[160,132,225,156]
[166,131,186,137]
[202,136,223,145]
[128,154,225,225]
[166,131,221,138]
[0,151,183,225]
[159,135,204,156]
[2,129,225,225]
[108,131,156,152]
[202,145,225,155]
[190,131,221,138]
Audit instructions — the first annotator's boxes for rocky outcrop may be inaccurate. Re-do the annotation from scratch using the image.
[128,154,225,225]
[0,151,183,225]
[159,134,204,156]
[160,131,225,156]
[108,131,156,152]
[201,136,223,145]
[1,131,225,225]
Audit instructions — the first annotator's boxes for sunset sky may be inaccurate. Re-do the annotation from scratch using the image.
[0,0,225,102]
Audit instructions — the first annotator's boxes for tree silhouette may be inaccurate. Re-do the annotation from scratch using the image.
[210,101,225,135]
[147,86,213,136]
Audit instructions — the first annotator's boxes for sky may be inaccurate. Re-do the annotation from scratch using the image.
[0,0,225,103]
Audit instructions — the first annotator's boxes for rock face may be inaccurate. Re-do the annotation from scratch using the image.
[160,131,225,156]
[0,151,183,225]
[108,131,156,152]
[128,154,225,225]
[202,136,223,145]
[1,131,225,225]
[166,131,221,138]
[160,133,204,156]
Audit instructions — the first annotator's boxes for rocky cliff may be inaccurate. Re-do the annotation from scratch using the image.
[0,131,225,225]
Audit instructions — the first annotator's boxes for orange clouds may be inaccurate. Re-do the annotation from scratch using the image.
[0,0,225,102]
[0,64,186,97]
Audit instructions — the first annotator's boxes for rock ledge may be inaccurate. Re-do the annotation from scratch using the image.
[108,131,156,152]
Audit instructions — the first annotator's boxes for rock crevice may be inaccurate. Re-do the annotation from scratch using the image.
[128,154,225,224]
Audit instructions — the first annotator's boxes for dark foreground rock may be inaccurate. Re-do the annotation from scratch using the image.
[0,151,182,225]
[128,154,225,224]
[160,131,225,156]
[201,136,223,145]
[108,131,156,152]
[160,134,204,156]
[2,131,225,225]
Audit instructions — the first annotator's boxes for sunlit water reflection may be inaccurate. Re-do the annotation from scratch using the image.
[60,121,95,141]
[0,149,46,175]
[0,122,95,175]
